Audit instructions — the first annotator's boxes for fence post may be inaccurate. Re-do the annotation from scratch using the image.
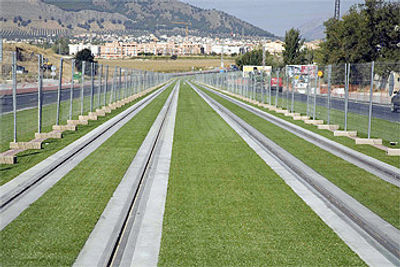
[327,65,332,125]
[90,63,94,112]
[12,52,17,143]
[306,72,311,116]
[313,65,318,120]
[98,64,102,109]
[286,67,290,111]
[125,68,128,98]
[69,59,75,120]
[344,63,350,131]
[291,79,295,112]
[110,67,116,104]
[118,67,122,100]
[56,58,63,125]
[104,65,108,106]
[38,55,43,133]
[80,61,86,115]
[275,70,280,107]
[368,61,375,139]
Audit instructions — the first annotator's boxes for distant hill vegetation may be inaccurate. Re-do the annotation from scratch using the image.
[0,0,276,38]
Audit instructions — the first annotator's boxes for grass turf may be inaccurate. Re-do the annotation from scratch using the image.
[0,85,163,186]
[205,84,400,167]
[0,84,174,266]
[158,83,364,266]
[198,84,400,230]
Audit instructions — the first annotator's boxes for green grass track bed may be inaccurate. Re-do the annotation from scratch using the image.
[158,83,364,266]
[0,86,163,186]
[0,84,174,266]
[198,85,400,230]
[212,86,400,167]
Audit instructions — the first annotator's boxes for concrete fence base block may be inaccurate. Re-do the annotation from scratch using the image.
[95,109,106,116]
[0,155,16,165]
[293,116,310,120]
[334,130,357,137]
[286,113,300,117]
[10,141,42,150]
[318,124,340,131]
[355,138,383,145]
[67,120,88,126]
[88,112,99,117]
[35,132,62,139]
[268,106,279,111]
[276,109,289,114]
[304,120,324,125]
[53,125,76,131]
[102,107,112,113]
[387,148,400,156]
[108,104,118,110]
[79,115,97,121]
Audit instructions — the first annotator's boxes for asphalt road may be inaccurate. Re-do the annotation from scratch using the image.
[1,84,399,123]
[0,82,126,114]
[253,88,400,123]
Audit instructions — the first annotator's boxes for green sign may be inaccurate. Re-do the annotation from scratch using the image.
[73,72,81,80]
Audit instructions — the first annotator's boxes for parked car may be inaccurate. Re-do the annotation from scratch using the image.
[391,91,400,112]
[16,65,28,74]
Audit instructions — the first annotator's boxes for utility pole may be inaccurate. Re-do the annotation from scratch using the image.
[221,42,224,69]
[334,0,341,20]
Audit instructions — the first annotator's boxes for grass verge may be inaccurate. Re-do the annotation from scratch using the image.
[0,84,174,266]
[1,88,131,152]
[199,85,400,229]
[158,83,364,266]
[0,86,163,186]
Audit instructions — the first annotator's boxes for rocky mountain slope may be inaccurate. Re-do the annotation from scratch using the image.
[0,0,276,38]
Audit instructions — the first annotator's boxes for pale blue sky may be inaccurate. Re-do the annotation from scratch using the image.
[182,0,364,36]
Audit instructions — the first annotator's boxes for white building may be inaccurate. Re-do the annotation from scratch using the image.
[211,45,242,55]
[68,43,100,57]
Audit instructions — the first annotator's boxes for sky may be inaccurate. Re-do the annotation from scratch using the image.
[181,0,364,37]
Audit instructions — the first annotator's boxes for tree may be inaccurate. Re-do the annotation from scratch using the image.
[316,0,400,65]
[282,28,306,65]
[51,38,69,55]
[235,48,277,70]
[75,48,96,73]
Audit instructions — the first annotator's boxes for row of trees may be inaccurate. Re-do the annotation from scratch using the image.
[235,0,399,73]
[316,0,399,65]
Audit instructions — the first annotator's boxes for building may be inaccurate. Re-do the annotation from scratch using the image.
[68,43,100,57]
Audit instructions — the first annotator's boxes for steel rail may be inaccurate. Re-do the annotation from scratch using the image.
[74,82,180,267]
[189,81,400,265]
[0,81,173,230]
[197,82,400,187]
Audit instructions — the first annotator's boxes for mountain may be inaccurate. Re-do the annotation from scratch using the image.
[0,0,276,38]
[299,18,326,41]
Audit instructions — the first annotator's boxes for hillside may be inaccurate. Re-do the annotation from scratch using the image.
[0,0,276,38]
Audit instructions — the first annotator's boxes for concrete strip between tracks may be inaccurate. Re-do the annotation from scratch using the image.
[0,82,172,231]
[120,81,179,266]
[74,82,179,267]
[189,81,399,267]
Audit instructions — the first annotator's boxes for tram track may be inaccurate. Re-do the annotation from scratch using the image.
[0,81,173,230]
[196,82,400,187]
[189,81,400,266]
[74,81,179,267]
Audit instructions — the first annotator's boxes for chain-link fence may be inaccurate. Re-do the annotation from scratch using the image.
[0,51,170,152]
[195,62,400,145]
